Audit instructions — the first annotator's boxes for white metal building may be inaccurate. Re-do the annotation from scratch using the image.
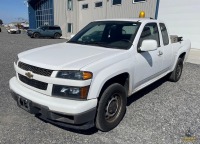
[28,0,199,49]
[28,0,159,39]
[158,0,200,49]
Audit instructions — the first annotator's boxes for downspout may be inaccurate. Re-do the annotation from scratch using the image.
[155,0,160,19]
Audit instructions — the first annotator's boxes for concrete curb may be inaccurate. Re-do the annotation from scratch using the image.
[186,48,200,65]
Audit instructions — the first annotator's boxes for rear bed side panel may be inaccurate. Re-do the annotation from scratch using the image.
[170,39,191,71]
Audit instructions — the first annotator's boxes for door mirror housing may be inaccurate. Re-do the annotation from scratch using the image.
[140,40,158,51]
[70,34,75,38]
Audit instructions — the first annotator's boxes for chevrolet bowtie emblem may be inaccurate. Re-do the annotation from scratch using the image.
[25,71,33,79]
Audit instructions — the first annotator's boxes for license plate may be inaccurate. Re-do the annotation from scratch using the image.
[17,96,31,112]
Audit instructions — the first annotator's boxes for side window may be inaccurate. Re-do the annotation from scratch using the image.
[82,4,88,9]
[133,0,146,3]
[159,23,169,46]
[67,0,73,10]
[113,0,122,5]
[138,23,160,48]
[68,23,73,33]
[95,2,103,8]
[42,26,48,30]
[49,26,54,30]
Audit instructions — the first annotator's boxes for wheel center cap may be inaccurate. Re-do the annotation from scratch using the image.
[108,100,117,114]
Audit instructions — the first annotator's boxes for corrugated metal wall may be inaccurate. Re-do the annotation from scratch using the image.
[158,0,200,49]
[54,0,157,39]
[68,0,157,39]
[65,1,79,39]
[53,0,67,38]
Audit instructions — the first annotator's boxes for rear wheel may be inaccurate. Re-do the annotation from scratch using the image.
[33,32,40,38]
[168,58,183,82]
[54,33,61,39]
[95,83,127,132]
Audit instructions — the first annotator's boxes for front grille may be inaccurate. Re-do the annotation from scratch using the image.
[18,74,48,90]
[18,62,53,77]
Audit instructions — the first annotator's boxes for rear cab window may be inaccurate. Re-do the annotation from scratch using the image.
[159,23,169,46]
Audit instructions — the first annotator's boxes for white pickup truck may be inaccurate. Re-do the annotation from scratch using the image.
[9,18,191,132]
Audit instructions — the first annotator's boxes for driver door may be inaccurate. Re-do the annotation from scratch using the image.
[133,23,163,89]
[40,26,49,36]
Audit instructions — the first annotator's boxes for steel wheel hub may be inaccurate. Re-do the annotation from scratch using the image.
[105,95,119,121]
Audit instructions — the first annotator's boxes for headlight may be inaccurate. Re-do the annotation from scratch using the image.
[52,85,89,99]
[56,71,92,80]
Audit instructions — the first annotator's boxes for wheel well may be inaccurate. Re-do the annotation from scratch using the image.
[34,32,40,35]
[179,52,186,60]
[54,32,61,35]
[98,73,129,99]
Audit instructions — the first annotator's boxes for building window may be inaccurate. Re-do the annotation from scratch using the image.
[35,0,54,28]
[67,0,73,10]
[95,2,103,8]
[112,0,122,5]
[82,4,88,9]
[133,0,146,3]
[68,23,73,33]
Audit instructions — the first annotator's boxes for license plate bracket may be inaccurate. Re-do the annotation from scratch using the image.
[17,96,31,112]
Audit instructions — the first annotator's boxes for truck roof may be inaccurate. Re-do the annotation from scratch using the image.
[94,18,161,23]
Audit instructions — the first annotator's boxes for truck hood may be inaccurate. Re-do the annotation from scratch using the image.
[18,43,124,70]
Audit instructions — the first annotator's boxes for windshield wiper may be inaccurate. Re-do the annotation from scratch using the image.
[67,41,87,45]
[68,41,112,48]
[86,42,113,48]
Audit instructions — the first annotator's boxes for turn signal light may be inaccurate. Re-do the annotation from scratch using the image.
[83,72,93,80]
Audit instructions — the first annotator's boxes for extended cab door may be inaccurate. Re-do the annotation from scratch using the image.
[134,22,163,88]
[159,23,173,71]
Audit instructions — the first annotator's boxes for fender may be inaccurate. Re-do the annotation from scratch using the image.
[170,39,191,72]
[86,57,134,99]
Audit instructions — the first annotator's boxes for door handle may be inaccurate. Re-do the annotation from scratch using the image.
[158,51,163,56]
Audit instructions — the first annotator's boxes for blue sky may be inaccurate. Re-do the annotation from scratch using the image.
[0,0,28,24]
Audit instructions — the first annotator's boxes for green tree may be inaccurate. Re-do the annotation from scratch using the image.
[0,19,3,25]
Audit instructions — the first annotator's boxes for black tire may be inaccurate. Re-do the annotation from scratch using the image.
[95,83,127,132]
[33,32,40,38]
[168,58,183,82]
[54,33,61,39]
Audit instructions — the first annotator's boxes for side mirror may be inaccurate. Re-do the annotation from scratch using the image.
[140,40,158,52]
[70,34,75,38]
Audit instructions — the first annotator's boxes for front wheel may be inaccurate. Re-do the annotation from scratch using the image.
[54,33,61,39]
[33,32,40,38]
[168,58,183,82]
[95,83,127,132]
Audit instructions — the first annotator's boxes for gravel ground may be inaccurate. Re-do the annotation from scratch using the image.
[0,27,200,144]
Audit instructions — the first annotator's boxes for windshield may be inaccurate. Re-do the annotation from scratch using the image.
[37,26,46,29]
[68,21,141,50]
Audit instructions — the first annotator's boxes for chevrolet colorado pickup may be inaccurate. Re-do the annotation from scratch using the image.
[9,18,191,132]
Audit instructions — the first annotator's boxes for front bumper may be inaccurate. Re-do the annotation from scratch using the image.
[27,32,33,37]
[9,77,97,129]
